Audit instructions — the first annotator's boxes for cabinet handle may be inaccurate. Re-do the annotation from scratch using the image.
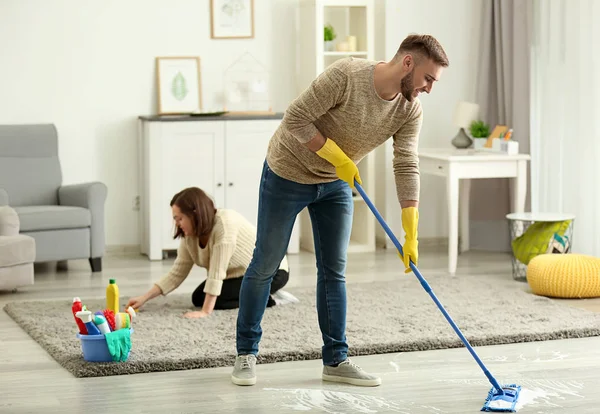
[228,182,234,187]
[217,183,222,187]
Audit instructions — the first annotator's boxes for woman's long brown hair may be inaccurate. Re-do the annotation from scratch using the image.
[170,187,216,239]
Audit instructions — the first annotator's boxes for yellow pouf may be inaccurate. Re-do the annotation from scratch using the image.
[527,254,600,298]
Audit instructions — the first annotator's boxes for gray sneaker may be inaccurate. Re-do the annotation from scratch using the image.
[231,354,257,386]
[322,359,381,387]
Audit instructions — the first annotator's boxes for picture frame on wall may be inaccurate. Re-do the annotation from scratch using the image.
[155,56,202,115]
[210,0,254,39]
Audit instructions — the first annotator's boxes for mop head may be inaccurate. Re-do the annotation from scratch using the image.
[481,384,521,412]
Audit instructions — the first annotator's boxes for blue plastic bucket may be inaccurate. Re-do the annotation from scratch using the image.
[76,328,133,362]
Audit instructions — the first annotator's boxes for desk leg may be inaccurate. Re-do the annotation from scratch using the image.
[447,172,459,275]
[512,160,528,213]
[459,178,471,253]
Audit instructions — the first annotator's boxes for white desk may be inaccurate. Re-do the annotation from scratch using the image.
[419,148,531,275]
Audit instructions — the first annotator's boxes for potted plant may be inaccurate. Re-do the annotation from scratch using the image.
[469,120,490,149]
[324,24,336,51]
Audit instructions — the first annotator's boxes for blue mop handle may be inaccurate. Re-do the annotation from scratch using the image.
[354,181,504,394]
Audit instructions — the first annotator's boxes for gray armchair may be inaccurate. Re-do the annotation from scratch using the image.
[0,124,107,272]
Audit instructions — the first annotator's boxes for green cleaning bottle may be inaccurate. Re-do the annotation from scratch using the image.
[106,279,119,314]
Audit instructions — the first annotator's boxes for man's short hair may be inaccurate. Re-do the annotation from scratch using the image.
[395,34,449,67]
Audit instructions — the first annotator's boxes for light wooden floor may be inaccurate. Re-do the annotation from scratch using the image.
[1,247,599,413]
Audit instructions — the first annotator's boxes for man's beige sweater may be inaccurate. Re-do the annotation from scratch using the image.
[155,209,289,297]
[266,57,423,202]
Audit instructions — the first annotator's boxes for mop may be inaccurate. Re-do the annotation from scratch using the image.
[354,181,521,412]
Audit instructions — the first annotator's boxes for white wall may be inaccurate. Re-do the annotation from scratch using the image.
[0,0,298,247]
[382,0,484,243]
[0,0,480,248]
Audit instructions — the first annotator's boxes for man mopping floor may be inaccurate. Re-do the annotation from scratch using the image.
[229,32,521,411]
[231,33,448,388]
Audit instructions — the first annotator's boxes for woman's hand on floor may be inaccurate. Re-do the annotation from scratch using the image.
[183,310,210,319]
[126,296,146,311]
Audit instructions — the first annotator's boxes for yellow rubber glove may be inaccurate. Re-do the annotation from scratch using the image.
[316,138,362,188]
[399,207,419,273]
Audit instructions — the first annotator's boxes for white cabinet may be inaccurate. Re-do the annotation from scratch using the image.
[138,115,300,260]
[223,120,278,226]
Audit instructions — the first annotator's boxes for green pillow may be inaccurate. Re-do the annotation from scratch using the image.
[511,220,572,265]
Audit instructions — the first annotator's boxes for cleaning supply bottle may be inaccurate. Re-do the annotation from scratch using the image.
[71,297,87,335]
[75,310,102,335]
[106,278,119,314]
[93,314,111,334]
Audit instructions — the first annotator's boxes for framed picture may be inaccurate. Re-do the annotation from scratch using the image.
[155,56,202,115]
[210,0,254,39]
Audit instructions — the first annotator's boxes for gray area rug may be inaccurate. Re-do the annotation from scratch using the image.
[4,275,600,378]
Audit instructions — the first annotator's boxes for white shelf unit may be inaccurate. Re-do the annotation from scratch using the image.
[296,0,375,91]
[296,0,377,254]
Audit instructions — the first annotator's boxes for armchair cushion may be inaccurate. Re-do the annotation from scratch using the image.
[0,205,35,268]
[58,181,107,259]
[14,206,91,232]
[0,205,19,236]
[0,234,35,268]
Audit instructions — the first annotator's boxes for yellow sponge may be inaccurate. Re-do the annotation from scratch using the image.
[527,254,600,298]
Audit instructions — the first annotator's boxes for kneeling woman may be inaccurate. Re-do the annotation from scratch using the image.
[127,187,290,318]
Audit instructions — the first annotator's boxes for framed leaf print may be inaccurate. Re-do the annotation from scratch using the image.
[155,57,202,115]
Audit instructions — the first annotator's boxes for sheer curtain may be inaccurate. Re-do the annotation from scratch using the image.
[530,0,600,255]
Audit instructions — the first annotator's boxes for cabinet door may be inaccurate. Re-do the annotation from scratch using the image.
[224,120,279,227]
[160,121,225,250]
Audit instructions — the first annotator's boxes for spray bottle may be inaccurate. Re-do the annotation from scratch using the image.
[93,314,111,334]
[71,297,87,334]
[75,310,102,335]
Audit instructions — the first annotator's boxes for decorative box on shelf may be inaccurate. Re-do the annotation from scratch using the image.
[474,138,519,155]
[492,138,519,155]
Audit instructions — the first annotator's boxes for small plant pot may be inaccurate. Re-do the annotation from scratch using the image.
[324,40,334,51]
[473,138,488,150]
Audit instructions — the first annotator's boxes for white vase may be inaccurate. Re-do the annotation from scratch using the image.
[324,41,334,51]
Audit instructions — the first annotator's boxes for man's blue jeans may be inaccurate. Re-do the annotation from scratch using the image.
[236,160,353,366]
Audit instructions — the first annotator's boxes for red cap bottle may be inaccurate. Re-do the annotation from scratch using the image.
[72,297,88,335]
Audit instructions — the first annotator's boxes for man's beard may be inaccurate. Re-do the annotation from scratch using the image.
[401,70,414,101]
